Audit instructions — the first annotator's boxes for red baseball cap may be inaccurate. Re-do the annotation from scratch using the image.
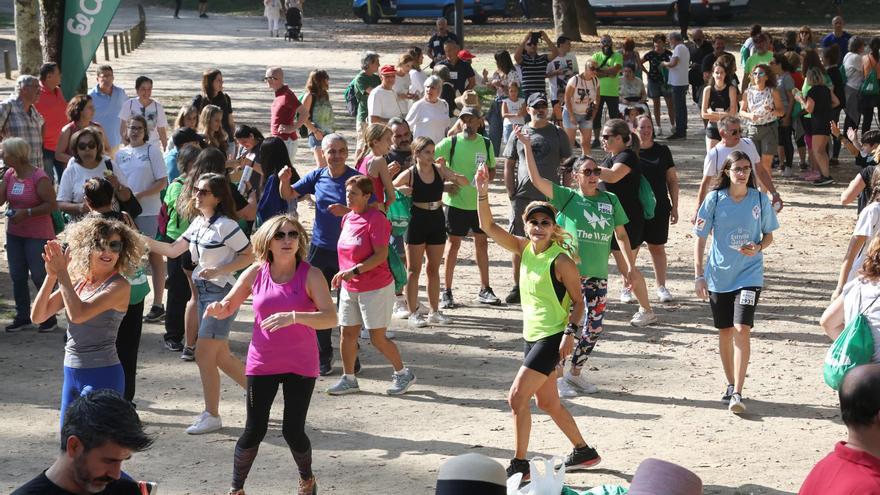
[458,49,476,61]
[379,65,397,75]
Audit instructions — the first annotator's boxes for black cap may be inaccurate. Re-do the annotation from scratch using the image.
[459,106,482,118]
[524,202,558,221]
[172,127,206,149]
[527,92,548,107]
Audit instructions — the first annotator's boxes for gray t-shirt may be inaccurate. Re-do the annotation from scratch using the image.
[777,72,795,113]
[64,274,127,368]
[502,122,571,201]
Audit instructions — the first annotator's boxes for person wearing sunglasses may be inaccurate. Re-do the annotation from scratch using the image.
[54,94,111,173]
[57,127,136,220]
[514,30,558,102]
[31,215,146,426]
[740,63,785,188]
[145,173,253,435]
[694,150,779,415]
[474,144,600,479]
[202,214,336,495]
[741,33,773,95]
[563,61,600,153]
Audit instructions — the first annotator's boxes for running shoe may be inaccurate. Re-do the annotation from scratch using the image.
[386,328,396,339]
[630,309,658,327]
[392,299,410,319]
[227,489,245,495]
[38,321,59,333]
[319,362,334,376]
[802,170,820,181]
[782,166,793,178]
[728,392,747,414]
[440,288,456,309]
[657,286,673,303]
[564,445,602,471]
[360,327,370,339]
[298,477,317,495]
[181,346,196,361]
[619,287,635,304]
[409,313,428,328]
[564,371,599,394]
[327,376,360,395]
[387,368,416,395]
[164,339,184,352]
[506,458,531,482]
[186,411,222,434]
[812,175,834,186]
[505,285,521,304]
[721,383,735,403]
[143,305,165,323]
[557,377,578,398]
[427,311,451,325]
[5,320,35,333]
[478,287,502,305]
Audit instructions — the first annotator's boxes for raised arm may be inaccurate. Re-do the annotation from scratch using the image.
[516,127,554,199]
[476,164,527,254]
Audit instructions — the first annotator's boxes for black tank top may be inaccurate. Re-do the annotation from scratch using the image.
[708,84,732,112]
[411,165,444,203]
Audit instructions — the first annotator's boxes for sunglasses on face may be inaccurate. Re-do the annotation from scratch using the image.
[193,187,212,197]
[726,129,740,136]
[579,168,601,177]
[527,219,553,227]
[77,141,97,151]
[95,240,123,253]
[273,230,300,241]
[753,71,766,77]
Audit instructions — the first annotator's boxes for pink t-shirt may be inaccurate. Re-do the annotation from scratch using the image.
[337,207,393,293]
[247,261,319,377]
[356,154,386,205]
[5,168,54,239]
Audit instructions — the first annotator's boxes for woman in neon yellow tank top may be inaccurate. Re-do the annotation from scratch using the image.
[475,142,601,482]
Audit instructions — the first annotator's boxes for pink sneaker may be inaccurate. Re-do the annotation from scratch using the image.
[802,170,820,181]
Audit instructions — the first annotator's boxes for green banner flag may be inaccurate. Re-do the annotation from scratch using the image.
[60,0,122,100]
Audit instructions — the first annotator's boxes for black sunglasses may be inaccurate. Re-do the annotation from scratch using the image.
[193,187,212,197]
[77,141,97,151]
[579,168,601,177]
[726,129,741,136]
[273,230,300,241]
[95,240,123,253]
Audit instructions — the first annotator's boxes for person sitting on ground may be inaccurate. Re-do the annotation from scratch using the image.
[11,388,155,495]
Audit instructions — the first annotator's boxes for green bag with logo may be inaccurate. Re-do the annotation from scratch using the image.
[861,67,880,97]
[387,190,412,236]
[638,175,656,220]
[823,293,879,390]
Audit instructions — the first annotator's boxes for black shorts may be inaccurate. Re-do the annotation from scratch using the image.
[642,209,670,245]
[181,250,197,272]
[406,207,447,245]
[706,124,721,141]
[709,287,762,329]
[508,196,534,237]
[445,205,483,237]
[610,215,644,251]
[523,332,563,375]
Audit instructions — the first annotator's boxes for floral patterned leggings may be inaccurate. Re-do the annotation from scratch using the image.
[570,277,607,370]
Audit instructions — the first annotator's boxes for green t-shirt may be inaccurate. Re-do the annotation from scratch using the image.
[162,178,190,240]
[744,51,774,77]
[127,266,150,305]
[591,51,623,97]
[435,133,496,211]
[551,183,628,279]
[354,71,382,123]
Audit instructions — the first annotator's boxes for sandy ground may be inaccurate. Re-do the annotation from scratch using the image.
[0,4,865,494]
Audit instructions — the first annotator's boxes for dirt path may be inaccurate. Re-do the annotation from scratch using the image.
[0,5,861,494]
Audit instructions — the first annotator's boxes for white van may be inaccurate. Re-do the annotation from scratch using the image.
[591,0,732,24]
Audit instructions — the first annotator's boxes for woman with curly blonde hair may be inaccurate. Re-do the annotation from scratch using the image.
[31,215,146,424]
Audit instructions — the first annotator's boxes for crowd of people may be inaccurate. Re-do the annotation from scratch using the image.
[4,12,880,494]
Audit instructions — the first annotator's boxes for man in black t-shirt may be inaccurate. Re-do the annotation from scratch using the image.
[13,389,154,495]
[427,18,459,67]
[687,29,714,105]
[439,41,476,96]
[701,35,732,84]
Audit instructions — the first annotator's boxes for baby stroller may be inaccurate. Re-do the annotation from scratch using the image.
[284,7,303,41]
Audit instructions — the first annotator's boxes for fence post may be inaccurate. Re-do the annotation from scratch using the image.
[113,34,119,58]
[121,33,126,55]
[125,31,131,53]
[3,51,10,80]
[92,53,97,64]
[103,36,110,61]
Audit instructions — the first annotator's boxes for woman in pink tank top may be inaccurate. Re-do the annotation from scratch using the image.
[203,214,336,495]
[353,123,396,211]
[0,138,59,332]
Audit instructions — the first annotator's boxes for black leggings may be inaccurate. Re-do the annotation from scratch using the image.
[778,124,793,168]
[592,96,621,133]
[232,373,316,489]
[164,252,191,343]
[116,301,144,402]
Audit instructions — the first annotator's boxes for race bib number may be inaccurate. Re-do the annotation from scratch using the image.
[739,290,756,306]
[598,202,612,215]
[450,71,458,80]
[10,182,24,195]
[474,152,487,167]
[433,40,440,47]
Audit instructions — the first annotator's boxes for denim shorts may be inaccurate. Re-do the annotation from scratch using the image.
[308,126,328,150]
[195,279,237,339]
[647,80,672,99]
[562,108,593,130]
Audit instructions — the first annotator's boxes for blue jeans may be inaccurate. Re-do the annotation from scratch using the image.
[195,279,237,339]
[6,233,49,324]
[672,85,688,136]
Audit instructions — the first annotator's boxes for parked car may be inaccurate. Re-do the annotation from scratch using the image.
[590,0,731,25]
[353,0,506,24]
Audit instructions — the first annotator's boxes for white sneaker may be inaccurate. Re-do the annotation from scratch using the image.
[657,286,673,303]
[427,311,451,325]
[630,309,658,327]
[557,377,578,398]
[728,393,747,414]
[564,371,599,394]
[620,287,635,304]
[185,411,222,435]
[385,328,396,339]
[360,327,370,339]
[782,166,793,178]
[656,126,664,137]
[392,299,410,319]
[408,313,428,328]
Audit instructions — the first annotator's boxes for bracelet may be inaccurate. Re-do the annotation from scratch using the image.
[695,276,705,281]
[478,195,489,201]
[563,322,579,336]
[291,311,297,325]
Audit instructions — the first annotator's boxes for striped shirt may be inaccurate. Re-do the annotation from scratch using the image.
[520,53,550,95]
[182,214,250,288]
[0,97,45,170]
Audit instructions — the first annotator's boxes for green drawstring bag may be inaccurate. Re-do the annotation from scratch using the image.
[387,246,407,294]
[823,292,879,390]
[861,68,880,97]
[638,175,656,220]
[387,190,412,237]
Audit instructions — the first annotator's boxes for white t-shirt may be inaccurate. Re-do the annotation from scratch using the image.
[182,215,251,288]
[844,52,865,90]
[547,54,579,99]
[502,97,525,126]
[406,98,450,144]
[114,143,167,215]
[703,138,761,177]
[368,87,403,121]
[118,98,169,145]
[392,73,414,114]
[57,158,129,205]
[842,277,880,363]
[565,75,599,115]
[847,202,880,282]
[667,44,691,87]
[409,69,428,98]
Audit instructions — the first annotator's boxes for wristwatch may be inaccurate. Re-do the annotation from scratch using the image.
[352,266,361,275]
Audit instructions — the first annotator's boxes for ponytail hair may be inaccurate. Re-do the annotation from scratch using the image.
[521,200,579,264]
[604,118,640,159]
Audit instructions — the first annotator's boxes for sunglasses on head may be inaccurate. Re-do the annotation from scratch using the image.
[527,218,553,227]
[95,239,123,253]
[193,187,212,197]
[76,141,97,151]
[273,230,300,241]
[579,168,601,177]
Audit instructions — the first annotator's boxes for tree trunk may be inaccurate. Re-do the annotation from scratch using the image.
[39,0,64,63]
[552,0,597,41]
[14,0,42,75]
[573,0,598,37]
